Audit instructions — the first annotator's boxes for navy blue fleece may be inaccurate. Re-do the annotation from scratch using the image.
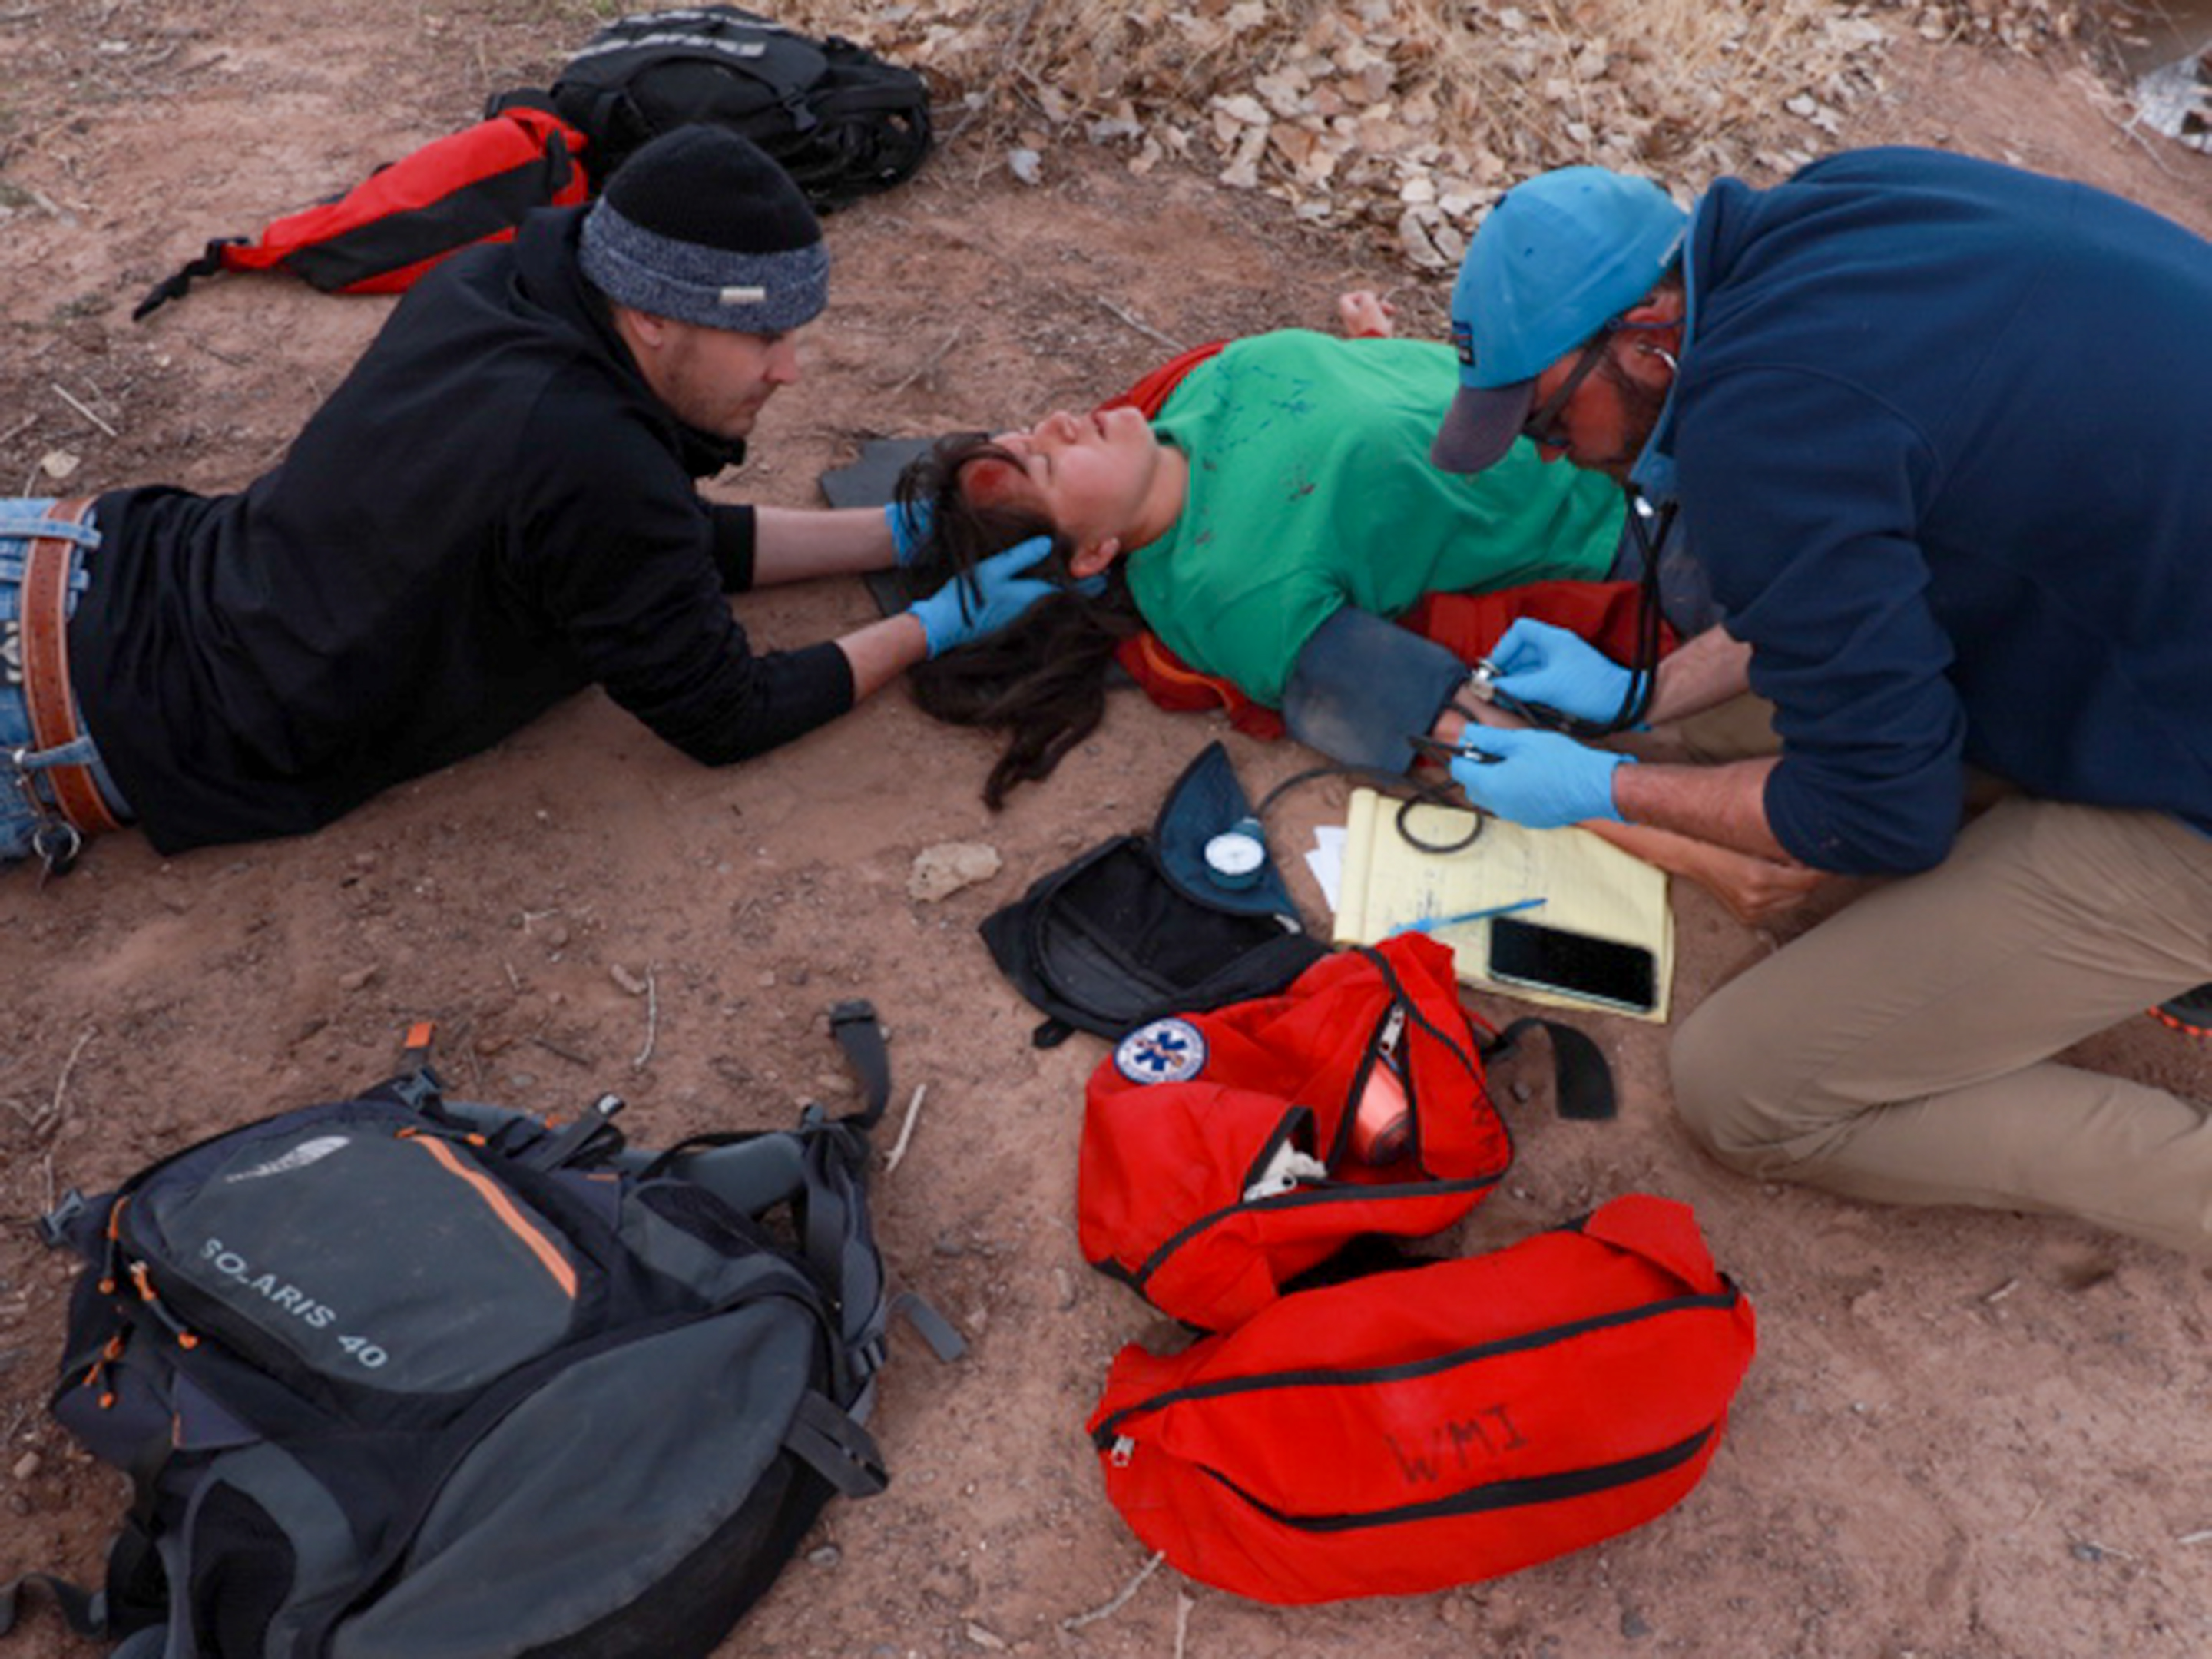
[1654,147,2212,873]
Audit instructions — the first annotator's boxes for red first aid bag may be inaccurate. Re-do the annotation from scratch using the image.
[1078,935,1517,1333]
[1086,1194,1757,1604]
[134,106,590,320]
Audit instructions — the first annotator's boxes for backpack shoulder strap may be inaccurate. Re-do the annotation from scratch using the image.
[1485,1015,1618,1121]
[131,237,249,321]
[826,998,891,1129]
[782,1389,887,1498]
[804,1003,965,1394]
[0,1573,108,1641]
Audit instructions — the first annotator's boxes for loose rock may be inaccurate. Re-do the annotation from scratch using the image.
[909,842,1002,902]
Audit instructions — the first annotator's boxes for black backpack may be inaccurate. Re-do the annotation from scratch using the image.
[535,5,932,210]
[0,1002,960,1659]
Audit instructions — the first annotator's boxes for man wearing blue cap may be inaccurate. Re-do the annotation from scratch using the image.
[1429,148,2212,1251]
[1,126,1059,869]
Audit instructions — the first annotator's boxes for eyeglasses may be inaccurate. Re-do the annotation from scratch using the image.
[1519,323,1618,452]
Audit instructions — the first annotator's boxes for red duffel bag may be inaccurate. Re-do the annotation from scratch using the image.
[1085,1193,1757,1604]
[1078,935,1516,1333]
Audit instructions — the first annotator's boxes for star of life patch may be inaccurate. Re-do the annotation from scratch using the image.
[1114,1017,1207,1085]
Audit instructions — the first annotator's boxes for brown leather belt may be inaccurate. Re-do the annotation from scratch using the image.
[18,496,122,837]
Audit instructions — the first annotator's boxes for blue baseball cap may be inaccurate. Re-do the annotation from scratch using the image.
[1431,167,1687,474]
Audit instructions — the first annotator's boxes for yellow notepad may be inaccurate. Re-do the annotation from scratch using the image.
[1332,788,1674,1022]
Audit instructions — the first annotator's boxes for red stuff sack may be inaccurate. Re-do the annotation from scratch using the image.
[1078,934,1517,1333]
[134,106,590,319]
[1086,1194,1757,1604]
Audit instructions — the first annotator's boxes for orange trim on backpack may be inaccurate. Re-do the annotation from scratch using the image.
[405,1135,578,1299]
[2150,1004,2210,1040]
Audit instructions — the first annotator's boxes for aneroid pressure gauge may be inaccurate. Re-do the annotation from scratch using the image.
[1203,815,1267,891]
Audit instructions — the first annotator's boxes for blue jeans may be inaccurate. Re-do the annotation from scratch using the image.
[2,497,131,865]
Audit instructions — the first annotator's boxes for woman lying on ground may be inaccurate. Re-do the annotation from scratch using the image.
[896,293,1823,925]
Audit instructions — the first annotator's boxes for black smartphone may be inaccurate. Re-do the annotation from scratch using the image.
[1486,916,1657,1014]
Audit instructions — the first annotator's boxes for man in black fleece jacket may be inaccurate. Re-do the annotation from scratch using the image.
[2,127,1058,866]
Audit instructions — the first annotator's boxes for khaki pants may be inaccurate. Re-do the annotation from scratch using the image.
[1671,794,2212,1252]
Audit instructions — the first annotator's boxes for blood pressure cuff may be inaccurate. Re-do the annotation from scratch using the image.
[1286,581,1684,773]
[1282,607,1470,775]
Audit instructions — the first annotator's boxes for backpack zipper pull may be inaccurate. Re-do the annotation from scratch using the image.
[1109,1435,1135,1468]
[128,1260,200,1349]
[97,1196,130,1296]
[82,1330,129,1409]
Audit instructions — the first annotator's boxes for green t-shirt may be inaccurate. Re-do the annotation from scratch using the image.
[1125,331,1625,705]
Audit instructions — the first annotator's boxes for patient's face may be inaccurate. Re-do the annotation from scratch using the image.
[968,406,1164,558]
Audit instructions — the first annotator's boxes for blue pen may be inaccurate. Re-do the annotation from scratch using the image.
[1396,896,1547,935]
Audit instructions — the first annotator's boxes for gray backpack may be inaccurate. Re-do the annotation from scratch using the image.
[1,1002,959,1658]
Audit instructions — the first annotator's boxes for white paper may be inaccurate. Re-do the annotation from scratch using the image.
[1306,825,1346,914]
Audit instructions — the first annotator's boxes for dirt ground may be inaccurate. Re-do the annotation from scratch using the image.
[4,2,2212,1656]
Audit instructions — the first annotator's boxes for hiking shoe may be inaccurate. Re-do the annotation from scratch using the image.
[2150,982,2212,1038]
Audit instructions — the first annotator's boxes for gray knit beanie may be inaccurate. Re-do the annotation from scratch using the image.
[580,126,830,333]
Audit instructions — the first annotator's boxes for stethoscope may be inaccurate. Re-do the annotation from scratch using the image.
[1462,488,1676,740]
[1469,337,1684,740]
[1207,405,1684,886]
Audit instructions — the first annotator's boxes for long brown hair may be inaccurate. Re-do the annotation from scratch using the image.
[895,432,1145,808]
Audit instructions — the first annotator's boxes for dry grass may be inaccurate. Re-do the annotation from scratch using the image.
[724,2,2104,266]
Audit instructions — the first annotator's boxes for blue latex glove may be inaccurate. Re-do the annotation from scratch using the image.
[885,498,933,568]
[1486,618,1634,725]
[909,536,1101,658]
[1447,726,1631,830]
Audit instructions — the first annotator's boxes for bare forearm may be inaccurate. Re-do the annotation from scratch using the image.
[1579,818,1829,926]
[1647,626,1752,724]
[1614,755,1795,863]
[837,612,929,704]
[752,505,899,585]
